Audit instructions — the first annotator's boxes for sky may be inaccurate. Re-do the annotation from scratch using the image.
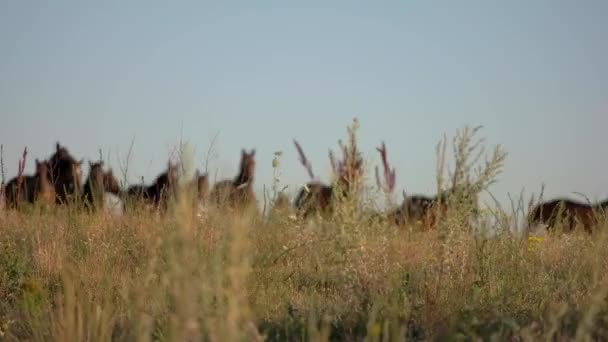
[1,0,607,211]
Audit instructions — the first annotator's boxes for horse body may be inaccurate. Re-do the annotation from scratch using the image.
[125,162,179,211]
[528,198,608,233]
[293,158,363,219]
[387,184,479,229]
[387,194,445,229]
[47,143,83,204]
[294,182,334,218]
[83,161,121,211]
[4,175,36,208]
[210,149,257,211]
[4,159,55,209]
[149,165,179,209]
[126,184,150,204]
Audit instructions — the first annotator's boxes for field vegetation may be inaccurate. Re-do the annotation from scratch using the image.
[1,120,608,341]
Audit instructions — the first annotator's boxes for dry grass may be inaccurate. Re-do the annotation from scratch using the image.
[1,124,608,341]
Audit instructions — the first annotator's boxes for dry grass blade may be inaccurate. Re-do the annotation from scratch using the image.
[328,149,339,177]
[15,147,28,209]
[1,144,5,186]
[0,144,5,203]
[293,139,315,180]
[375,141,396,194]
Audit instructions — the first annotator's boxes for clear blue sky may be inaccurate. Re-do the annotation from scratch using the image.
[1,1,607,209]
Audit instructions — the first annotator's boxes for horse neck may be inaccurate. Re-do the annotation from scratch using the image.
[84,175,104,200]
[233,169,253,186]
[37,172,54,193]
[233,169,253,187]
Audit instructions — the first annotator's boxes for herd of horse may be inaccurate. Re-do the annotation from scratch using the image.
[0,143,257,214]
[0,141,607,234]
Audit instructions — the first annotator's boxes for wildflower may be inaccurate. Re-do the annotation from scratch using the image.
[370,323,381,337]
[527,235,545,251]
[528,236,545,243]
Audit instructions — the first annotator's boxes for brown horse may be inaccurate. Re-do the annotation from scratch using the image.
[209,149,257,211]
[4,159,55,209]
[293,140,364,219]
[387,193,448,229]
[34,159,56,208]
[4,174,32,209]
[126,161,180,211]
[47,142,84,205]
[387,184,479,230]
[192,170,210,206]
[82,161,121,211]
[528,198,608,234]
[293,182,335,218]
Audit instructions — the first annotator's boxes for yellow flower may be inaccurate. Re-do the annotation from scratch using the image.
[370,323,381,336]
[527,236,545,251]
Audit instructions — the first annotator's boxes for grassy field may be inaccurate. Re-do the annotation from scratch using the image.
[1,125,608,341]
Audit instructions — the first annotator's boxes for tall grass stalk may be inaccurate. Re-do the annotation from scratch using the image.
[1,123,608,341]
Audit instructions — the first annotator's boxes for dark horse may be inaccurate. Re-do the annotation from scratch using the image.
[293,181,335,218]
[4,159,55,209]
[528,198,608,234]
[190,170,210,207]
[293,157,364,219]
[47,142,84,205]
[126,161,180,211]
[387,185,479,230]
[387,193,443,228]
[82,161,121,211]
[209,149,257,211]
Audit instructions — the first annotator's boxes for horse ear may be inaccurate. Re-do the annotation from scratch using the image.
[56,142,61,152]
[107,168,113,176]
[35,158,40,166]
[88,159,93,167]
[250,149,256,157]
